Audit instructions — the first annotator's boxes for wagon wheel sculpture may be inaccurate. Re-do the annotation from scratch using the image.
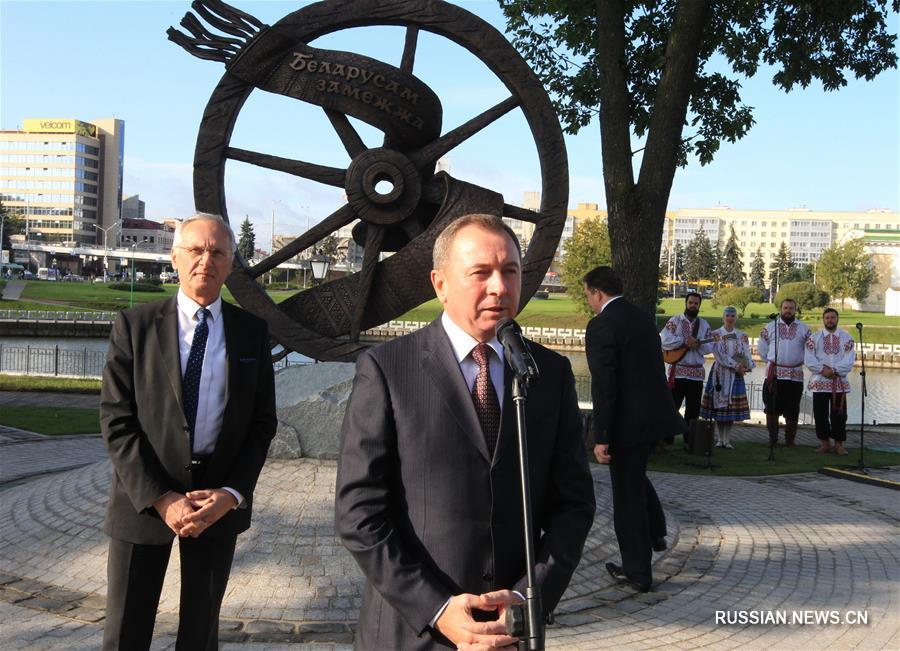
[168,0,568,362]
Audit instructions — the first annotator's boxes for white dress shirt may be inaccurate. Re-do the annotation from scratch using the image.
[176,289,242,506]
[600,294,622,313]
[440,312,504,409]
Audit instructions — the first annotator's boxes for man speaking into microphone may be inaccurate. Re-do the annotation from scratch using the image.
[335,214,595,650]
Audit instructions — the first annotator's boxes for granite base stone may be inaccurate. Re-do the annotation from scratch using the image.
[270,362,357,459]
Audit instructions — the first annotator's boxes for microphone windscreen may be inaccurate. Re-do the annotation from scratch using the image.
[495,317,518,337]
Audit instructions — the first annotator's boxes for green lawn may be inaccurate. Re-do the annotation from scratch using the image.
[0,374,101,393]
[0,405,100,435]
[645,440,900,476]
[399,293,900,342]
[5,280,898,343]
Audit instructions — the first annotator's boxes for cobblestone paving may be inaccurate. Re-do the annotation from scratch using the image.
[0,431,897,649]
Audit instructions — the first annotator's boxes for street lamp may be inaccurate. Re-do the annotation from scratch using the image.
[130,243,136,308]
[310,252,331,285]
[95,222,119,281]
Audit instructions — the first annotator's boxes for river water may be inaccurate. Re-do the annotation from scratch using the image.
[2,337,898,424]
[563,351,899,425]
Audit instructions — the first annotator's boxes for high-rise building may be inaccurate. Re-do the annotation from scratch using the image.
[0,117,124,245]
[121,194,145,220]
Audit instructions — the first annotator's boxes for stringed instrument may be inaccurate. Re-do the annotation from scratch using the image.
[662,333,735,365]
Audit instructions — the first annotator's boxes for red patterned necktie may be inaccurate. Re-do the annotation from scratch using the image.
[471,343,501,456]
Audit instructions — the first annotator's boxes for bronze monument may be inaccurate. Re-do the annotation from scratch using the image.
[168,0,568,361]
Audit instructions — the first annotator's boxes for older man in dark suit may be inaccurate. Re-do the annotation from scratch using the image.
[100,212,276,650]
[335,214,596,650]
[583,266,687,593]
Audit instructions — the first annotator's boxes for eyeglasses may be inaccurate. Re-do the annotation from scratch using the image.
[176,246,230,261]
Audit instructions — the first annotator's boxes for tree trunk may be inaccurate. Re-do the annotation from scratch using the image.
[596,0,711,317]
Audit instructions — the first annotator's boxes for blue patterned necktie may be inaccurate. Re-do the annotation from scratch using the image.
[471,343,501,457]
[182,307,210,446]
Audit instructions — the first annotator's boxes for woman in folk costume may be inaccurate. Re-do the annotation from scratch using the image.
[699,306,754,448]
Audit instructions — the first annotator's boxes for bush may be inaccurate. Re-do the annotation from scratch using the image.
[108,282,164,293]
[147,277,163,286]
[712,286,764,316]
[775,282,828,313]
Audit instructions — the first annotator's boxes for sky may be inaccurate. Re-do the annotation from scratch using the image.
[2,0,898,248]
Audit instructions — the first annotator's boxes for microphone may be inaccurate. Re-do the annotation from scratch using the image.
[495,317,539,384]
[768,313,778,320]
[856,322,863,331]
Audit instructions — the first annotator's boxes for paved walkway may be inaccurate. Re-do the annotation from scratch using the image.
[0,425,897,649]
[1,279,26,300]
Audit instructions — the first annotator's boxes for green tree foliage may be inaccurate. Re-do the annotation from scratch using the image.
[749,248,767,291]
[561,219,612,315]
[659,247,671,279]
[775,282,828,313]
[782,262,815,284]
[769,242,793,293]
[673,243,685,280]
[237,217,256,262]
[713,286,762,316]
[719,225,745,286]
[712,239,723,287]
[500,0,898,315]
[683,227,715,283]
[816,238,879,308]
[316,235,340,259]
[1,199,25,252]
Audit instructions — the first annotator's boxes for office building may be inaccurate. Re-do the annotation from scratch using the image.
[663,207,899,282]
[119,218,175,253]
[121,194,145,220]
[0,117,124,245]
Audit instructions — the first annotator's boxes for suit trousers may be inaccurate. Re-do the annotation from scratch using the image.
[102,533,237,651]
[608,443,666,583]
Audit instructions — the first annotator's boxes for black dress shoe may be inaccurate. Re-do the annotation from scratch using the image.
[605,562,651,593]
[652,537,667,552]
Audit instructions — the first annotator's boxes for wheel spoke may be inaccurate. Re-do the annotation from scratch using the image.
[400,27,419,74]
[248,204,356,277]
[503,203,543,223]
[383,27,420,150]
[409,96,520,168]
[227,147,346,187]
[350,225,386,342]
[325,109,367,158]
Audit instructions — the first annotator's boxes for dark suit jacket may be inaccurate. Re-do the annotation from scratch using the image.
[100,296,277,545]
[585,297,687,450]
[335,318,596,650]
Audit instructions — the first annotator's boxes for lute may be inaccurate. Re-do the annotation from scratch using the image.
[662,332,736,365]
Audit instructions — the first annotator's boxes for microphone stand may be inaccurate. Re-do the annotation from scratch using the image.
[856,323,868,473]
[767,314,778,462]
[511,373,543,651]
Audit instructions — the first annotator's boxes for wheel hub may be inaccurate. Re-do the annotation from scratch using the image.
[346,148,421,226]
